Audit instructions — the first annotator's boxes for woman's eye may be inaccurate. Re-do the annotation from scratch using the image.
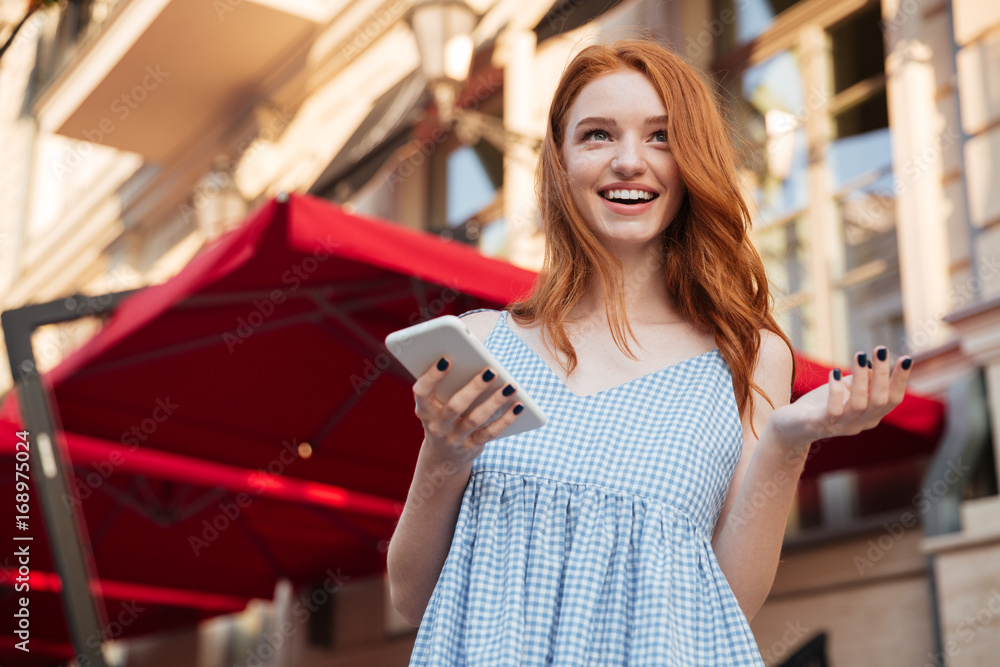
[653,130,668,142]
[585,129,609,141]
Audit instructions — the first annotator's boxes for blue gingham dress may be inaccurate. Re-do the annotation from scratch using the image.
[408,308,764,666]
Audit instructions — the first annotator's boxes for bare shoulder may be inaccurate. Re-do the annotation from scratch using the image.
[757,328,793,366]
[754,328,794,401]
[458,309,503,345]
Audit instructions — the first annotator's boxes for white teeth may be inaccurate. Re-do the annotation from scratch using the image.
[602,189,655,201]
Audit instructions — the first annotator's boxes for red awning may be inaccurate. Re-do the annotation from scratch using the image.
[0,193,944,662]
[0,193,535,664]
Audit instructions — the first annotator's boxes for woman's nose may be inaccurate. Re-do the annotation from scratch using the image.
[610,137,646,176]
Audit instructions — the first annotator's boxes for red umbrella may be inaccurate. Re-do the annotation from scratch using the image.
[0,193,535,664]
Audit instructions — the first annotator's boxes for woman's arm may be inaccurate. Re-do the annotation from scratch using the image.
[386,444,473,626]
[386,310,521,626]
[711,332,911,622]
[710,330,796,622]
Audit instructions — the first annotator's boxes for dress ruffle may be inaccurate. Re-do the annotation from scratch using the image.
[414,471,762,666]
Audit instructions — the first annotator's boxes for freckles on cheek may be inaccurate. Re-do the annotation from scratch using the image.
[565,153,601,185]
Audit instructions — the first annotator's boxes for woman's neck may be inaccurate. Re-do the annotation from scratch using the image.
[570,250,685,327]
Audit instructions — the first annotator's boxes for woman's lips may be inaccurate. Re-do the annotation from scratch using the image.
[599,194,658,215]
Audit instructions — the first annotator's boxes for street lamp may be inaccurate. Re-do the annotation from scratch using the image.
[407,0,541,153]
[407,0,478,126]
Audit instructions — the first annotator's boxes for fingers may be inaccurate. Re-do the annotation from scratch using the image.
[787,346,914,445]
[470,400,525,447]
[855,346,913,418]
[412,355,454,423]
[869,346,891,409]
[888,354,914,405]
[826,367,846,429]
[413,357,523,446]
[848,351,870,414]
[830,347,913,435]
[460,378,520,439]
[438,366,500,430]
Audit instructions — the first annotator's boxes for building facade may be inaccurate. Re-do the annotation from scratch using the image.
[1,0,998,664]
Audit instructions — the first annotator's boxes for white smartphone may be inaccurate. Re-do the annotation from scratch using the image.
[384,314,547,440]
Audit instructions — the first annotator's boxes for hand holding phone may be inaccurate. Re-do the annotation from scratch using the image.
[385,315,547,441]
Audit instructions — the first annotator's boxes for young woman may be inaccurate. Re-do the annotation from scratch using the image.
[387,39,912,665]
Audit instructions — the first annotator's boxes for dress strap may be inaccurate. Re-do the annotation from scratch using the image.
[457,307,498,319]
[459,308,507,349]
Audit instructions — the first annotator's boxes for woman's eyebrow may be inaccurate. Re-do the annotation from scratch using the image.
[574,115,670,128]
[575,116,618,129]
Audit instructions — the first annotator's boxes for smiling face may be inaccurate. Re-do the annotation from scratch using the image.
[561,69,687,254]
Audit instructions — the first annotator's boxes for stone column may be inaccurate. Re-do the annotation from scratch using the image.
[496,28,543,271]
[881,0,953,353]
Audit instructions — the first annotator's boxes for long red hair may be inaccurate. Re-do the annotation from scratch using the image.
[508,39,795,432]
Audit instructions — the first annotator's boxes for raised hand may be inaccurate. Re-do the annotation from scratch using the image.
[767,346,913,452]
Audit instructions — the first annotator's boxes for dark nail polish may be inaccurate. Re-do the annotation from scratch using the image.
[877,347,887,362]
[867,359,872,369]
[902,357,913,370]
[513,404,524,415]
[436,357,449,371]
[482,369,495,382]
[857,353,867,367]
[502,384,516,397]
[833,368,841,381]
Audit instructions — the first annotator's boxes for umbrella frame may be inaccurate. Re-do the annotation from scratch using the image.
[1,285,418,662]
[2,290,141,666]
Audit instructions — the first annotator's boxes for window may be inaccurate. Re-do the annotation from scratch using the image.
[426,72,506,254]
[714,0,911,537]
[718,0,903,362]
[827,4,903,355]
[427,133,504,250]
[33,0,122,92]
[716,0,809,51]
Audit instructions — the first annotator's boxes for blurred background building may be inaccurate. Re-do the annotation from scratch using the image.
[0,0,998,664]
